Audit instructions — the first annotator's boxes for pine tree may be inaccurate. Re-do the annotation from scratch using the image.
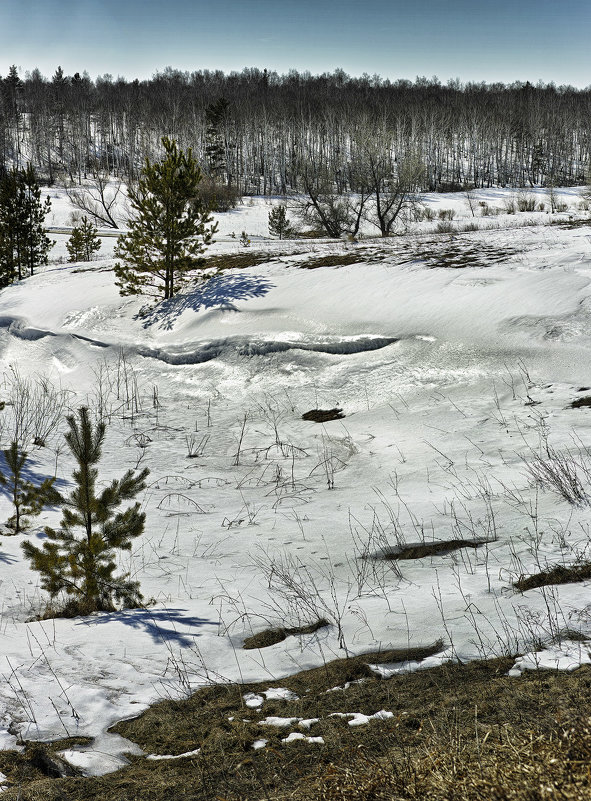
[20,164,53,276]
[0,441,60,534]
[22,408,149,615]
[0,170,21,286]
[205,97,229,180]
[66,216,101,262]
[0,164,53,284]
[114,137,217,300]
[268,204,294,239]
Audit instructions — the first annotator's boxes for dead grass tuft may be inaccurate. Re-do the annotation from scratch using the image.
[302,409,345,423]
[570,395,591,409]
[244,619,330,650]
[514,561,591,591]
[383,538,492,561]
[300,254,361,269]
[202,252,272,271]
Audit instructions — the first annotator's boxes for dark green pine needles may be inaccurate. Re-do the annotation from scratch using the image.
[114,136,217,300]
[1,441,60,534]
[22,408,149,616]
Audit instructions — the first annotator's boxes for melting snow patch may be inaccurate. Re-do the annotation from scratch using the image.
[260,716,301,727]
[369,660,424,678]
[330,711,394,727]
[146,748,201,761]
[326,679,365,693]
[243,689,299,708]
[369,651,453,679]
[282,732,324,745]
[59,733,144,777]
[299,718,320,730]
[508,642,591,677]
[252,739,268,750]
[263,688,299,702]
[243,693,264,708]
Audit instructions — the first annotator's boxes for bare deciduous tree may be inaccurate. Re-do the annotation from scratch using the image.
[66,169,125,229]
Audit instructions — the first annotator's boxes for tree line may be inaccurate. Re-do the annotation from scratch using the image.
[1,65,590,194]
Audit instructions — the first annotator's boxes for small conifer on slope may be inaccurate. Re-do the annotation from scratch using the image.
[66,216,101,262]
[0,441,60,534]
[268,204,295,239]
[114,136,217,300]
[22,408,149,616]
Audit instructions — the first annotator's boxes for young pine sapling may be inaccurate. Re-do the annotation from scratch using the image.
[1,441,60,534]
[22,407,149,615]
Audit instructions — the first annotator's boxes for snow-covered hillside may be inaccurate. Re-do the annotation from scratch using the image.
[1,189,591,776]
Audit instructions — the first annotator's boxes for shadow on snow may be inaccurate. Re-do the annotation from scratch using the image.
[78,607,216,647]
[139,274,275,330]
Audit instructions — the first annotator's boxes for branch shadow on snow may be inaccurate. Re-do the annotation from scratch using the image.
[139,274,275,331]
[0,452,67,502]
[0,551,17,564]
[79,607,216,647]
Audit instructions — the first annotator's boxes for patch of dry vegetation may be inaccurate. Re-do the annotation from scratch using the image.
[202,252,273,271]
[383,538,492,561]
[4,650,591,800]
[243,619,329,649]
[301,409,345,423]
[300,254,362,269]
[514,562,591,592]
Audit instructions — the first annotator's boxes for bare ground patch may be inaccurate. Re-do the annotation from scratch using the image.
[514,562,591,592]
[381,538,493,561]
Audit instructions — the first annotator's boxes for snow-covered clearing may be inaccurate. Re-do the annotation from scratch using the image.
[1,188,591,774]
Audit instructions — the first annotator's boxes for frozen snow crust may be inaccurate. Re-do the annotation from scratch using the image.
[1,187,591,774]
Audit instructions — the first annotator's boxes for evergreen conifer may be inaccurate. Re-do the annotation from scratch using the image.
[0,442,60,534]
[114,137,217,300]
[22,408,149,615]
[66,216,101,262]
[205,97,229,179]
[0,165,53,285]
[268,204,294,239]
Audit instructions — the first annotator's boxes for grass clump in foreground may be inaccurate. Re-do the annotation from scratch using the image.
[3,643,591,799]
[514,561,591,591]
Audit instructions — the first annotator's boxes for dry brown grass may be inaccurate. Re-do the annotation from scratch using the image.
[202,252,272,271]
[300,254,361,269]
[301,409,345,423]
[514,562,591,592]
[570,395,591,409]
[243,619,329,649]
[383,538,492,561]
[3,654,591,800]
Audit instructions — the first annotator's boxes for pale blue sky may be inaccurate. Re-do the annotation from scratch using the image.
[1,0,589,86]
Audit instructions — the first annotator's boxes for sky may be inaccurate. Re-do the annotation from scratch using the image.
[1,0,590,87]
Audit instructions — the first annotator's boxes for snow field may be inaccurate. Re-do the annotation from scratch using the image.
[0,188,590,774]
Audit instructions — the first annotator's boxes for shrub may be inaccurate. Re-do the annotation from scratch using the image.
[517,194,536,212]
[197,177,240,212]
